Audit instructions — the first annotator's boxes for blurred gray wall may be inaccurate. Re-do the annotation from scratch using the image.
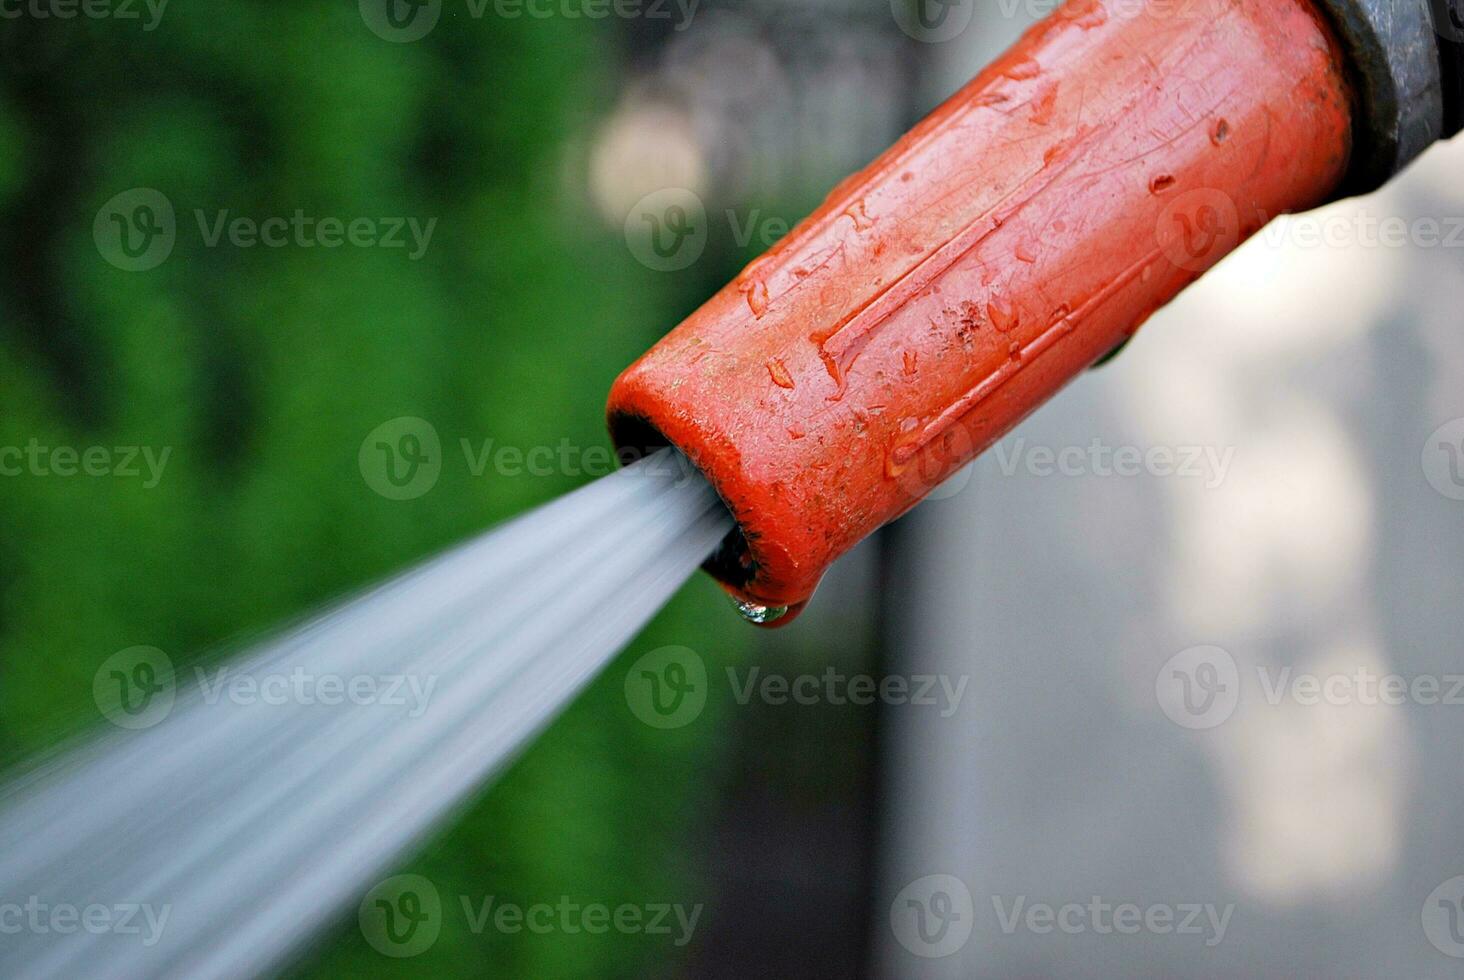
[874,5,1464,977]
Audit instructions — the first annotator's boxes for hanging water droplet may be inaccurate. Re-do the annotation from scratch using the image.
[729,596,789,624]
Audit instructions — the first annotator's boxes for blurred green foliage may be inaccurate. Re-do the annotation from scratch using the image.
[0,4,748,975]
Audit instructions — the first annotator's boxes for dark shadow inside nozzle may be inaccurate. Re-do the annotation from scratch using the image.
[606,412,757,590]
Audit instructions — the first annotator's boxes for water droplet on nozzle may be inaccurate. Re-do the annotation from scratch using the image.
[729,596,790,624]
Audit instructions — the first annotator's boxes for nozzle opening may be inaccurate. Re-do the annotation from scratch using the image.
[607,412,759,593]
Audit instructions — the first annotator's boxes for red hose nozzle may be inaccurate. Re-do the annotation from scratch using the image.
[608,0,1354,625]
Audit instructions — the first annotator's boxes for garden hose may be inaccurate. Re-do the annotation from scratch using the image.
[608,0,1463,624]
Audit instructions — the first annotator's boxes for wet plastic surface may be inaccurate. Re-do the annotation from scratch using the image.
[608,0,1354,622]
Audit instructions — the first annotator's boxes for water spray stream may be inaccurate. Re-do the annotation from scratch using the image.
[0,449,730,980]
